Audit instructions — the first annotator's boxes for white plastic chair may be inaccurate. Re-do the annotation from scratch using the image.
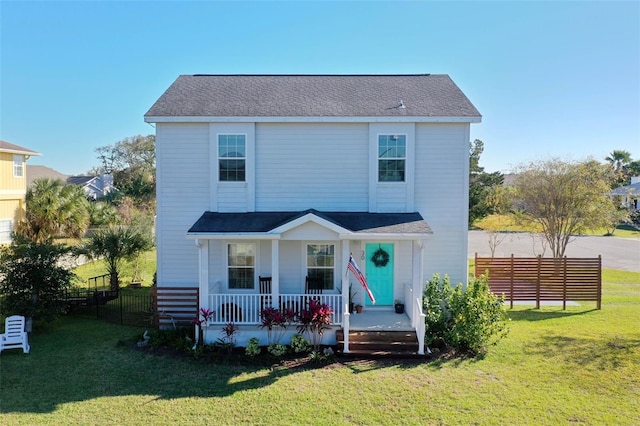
[0,315,30,354]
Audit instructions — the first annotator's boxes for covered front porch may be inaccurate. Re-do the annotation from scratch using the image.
[187,209,431,354]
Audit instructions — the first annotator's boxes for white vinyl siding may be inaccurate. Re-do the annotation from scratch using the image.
[415,122,470,285]
[210,123,255,212]
[155,123,210,286]
[255,123,369,211]
[369,124,415,213]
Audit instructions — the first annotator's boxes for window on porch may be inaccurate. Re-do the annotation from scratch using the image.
[306,244,335,290]
[228,243,255,289]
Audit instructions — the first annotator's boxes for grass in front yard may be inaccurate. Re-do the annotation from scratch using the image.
[73,249,156,288]
[1,271,638,425]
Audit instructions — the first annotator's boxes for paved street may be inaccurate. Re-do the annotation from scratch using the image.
[468,230,640,272]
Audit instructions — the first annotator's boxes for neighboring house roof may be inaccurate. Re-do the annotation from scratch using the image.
[26,165,68,186]
[609,182,640,196]
[0,140,42,156]
[145,74,481,121]
[66,176,97,186]
[188,209,432,236]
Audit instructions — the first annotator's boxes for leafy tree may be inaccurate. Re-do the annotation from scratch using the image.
[87,201,120,227]
[16,178,90,243]
[0,236,76,323]
[469,139,504,225]
[93,135,155,207]
[82,225,153,291]
[513,158,613,257]
[605,150,633,187]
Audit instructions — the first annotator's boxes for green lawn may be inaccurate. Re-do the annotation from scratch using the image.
[73,249,157,288]
[1,271,638,425]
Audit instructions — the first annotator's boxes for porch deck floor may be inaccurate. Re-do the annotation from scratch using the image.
[348,307,413,331]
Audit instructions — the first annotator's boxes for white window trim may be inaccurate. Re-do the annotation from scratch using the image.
[376,133,407,183]
[226,242,257,291]
[13,155,24,178]
[217,133,247,183]
[305,242,337,290]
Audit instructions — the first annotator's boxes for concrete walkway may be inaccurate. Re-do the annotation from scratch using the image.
[468,230,640,272]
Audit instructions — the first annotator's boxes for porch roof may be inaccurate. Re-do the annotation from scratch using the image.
[186,209,432,239]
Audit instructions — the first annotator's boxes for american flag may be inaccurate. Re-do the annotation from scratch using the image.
[347,254,376,304]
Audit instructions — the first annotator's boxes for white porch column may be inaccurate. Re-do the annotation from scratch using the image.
[271,239,280,309]
[342,240,351,353]
[412,240,425,304]
[196,239,209,306]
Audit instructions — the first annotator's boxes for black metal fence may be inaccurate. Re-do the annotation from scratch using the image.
[95,289,154,327]
[65,285,154,328]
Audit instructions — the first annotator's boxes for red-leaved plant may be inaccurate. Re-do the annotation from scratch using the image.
[192,308,214,347]
[260,307,295,345]
[297,300,333,351]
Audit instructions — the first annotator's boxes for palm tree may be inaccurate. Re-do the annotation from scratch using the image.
[605,150,632,173]
[83,225,153,291]
[605,150,633,186]
[17,178,90,243]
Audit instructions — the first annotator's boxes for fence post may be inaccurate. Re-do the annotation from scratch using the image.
[562,256,567,310]
[536,256,541,309]
[120,289,124,325]
[597,255,602,310]
[508,254,513,309]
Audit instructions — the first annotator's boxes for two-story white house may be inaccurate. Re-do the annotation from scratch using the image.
[144,74,481,353]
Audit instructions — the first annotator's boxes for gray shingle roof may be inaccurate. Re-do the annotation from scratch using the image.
[145,74,480,119]
[0,140,41,156]
[188,209,432,235]
[608,182,640,196]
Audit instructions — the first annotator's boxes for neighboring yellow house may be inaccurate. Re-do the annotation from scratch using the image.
[0,140,42,243]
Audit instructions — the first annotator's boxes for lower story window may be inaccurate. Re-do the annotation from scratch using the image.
[307,244,335,290]
[228,243,255,289]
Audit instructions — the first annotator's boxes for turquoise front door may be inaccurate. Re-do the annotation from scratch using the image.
[364,243,394,306]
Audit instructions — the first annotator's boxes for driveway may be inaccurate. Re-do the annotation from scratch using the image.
[468,231,640,272]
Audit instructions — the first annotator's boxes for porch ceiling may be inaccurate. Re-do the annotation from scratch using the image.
[186,209,433,239]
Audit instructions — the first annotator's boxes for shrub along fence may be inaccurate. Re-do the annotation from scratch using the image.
[474,254,602,309]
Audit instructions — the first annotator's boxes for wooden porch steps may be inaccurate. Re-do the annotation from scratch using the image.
[336,330,422,358]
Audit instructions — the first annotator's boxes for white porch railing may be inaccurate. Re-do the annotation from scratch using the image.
[415,296,427,355]
[207,293,343,325]
[404,283,427,355]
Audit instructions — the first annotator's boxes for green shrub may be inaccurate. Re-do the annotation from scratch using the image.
[422,274,454,346]
[290,333,311,353]
[245,337,261,357]
[267,343,288,357]
[423,274,509,356]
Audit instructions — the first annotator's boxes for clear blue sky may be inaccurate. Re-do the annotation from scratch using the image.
[1,1,638,176]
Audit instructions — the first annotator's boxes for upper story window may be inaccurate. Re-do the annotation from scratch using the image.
[218,134,246,181]
[228,243,255,289]
[378,134,406,182]
[306,244,335,290]
[13,155,24,178]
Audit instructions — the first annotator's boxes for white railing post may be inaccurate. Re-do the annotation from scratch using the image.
[343,302,350,354]
[415,297,427,355]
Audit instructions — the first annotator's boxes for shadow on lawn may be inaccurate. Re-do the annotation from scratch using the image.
[522,334,640,370]
[0,319,311,414]
[508,308,598,322]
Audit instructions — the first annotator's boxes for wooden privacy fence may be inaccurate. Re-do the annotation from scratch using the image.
[475,254,602,309]
[152,287,199,328]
